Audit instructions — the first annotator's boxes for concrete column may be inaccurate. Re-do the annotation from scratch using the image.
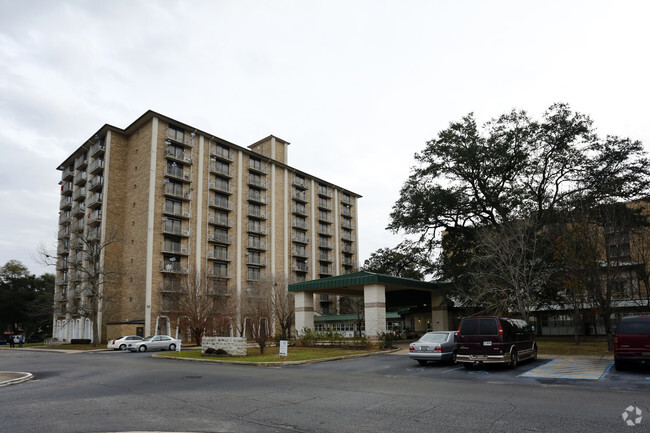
[364,284,386,344]
[431,293,449,331]
[294,291,314,333]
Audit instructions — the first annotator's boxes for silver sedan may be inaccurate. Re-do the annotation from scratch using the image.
[408,331,458,365]
[128,335,181,352]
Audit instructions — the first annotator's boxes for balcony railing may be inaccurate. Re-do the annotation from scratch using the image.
[248,177,267,189]
[318,226,333,236]
[249,160,268,174]
[317,200,333,210]
[207,250,230,261]
[89,159,104,174]
[248,208,267,219]
[208,215,231,227]
[160,261,188,274]
[291,205,308,216]
[209,198,232,210]
[341,219,353,229]
[165,148,192,164]
[74,171,87,185]
[248,191,267,204]
[165,165,191,182]
[89,176,103,191]
[164,183,191,200]
[292,190,308,202]
[210,146,233,162]
[292,233,310,244]
[247,256,266,266]
[90,141,105,157]
[247,224,267,235]
[318,239,333,249]
[210,163,231,177]
[60,197,73,209]
[62,166,74,180]
[209,181,231,194]
[163,205,190,219]
[342,258,356,267]
[247,238,267,250]
[165,128,193,146]
[318,187,333,198]
[318,214,333,223]
[318,253,333,262]
[341,206,352,217]
[208,232,231,244]
[292,262,309,272]
[292,177,307,188]
[161,242,188,255]
[292,248,309,258]
[319,266,332,275]
[342,244,355,254]
[292,219,308,229]
[341,195,353,205]
[88,193,102,208]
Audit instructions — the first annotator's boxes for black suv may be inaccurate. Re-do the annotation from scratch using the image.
[614,315,650,371]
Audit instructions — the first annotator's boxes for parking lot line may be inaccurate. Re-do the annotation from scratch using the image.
[519,358,613,380]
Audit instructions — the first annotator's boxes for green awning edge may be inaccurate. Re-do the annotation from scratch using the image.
[288,271,445,292]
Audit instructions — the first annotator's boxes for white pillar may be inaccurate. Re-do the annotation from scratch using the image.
[431,293,449,331]
[294,291,314,334]
[364,284,386,345]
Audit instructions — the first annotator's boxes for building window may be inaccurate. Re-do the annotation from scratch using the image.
[247,266,260,281]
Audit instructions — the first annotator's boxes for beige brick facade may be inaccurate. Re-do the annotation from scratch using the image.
[53,111,361,343]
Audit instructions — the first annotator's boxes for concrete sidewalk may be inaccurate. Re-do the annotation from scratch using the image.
[0,372,33,387]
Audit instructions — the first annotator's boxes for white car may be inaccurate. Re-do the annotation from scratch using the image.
[107,335,143,351]
[128,335,181,352]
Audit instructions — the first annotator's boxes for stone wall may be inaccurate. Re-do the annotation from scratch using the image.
[202,336,247,356]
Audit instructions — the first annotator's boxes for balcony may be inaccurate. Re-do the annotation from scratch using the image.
[74,171,87,185]
[291,205,308,216]
[318,213,333,223]
[247,224,267,235]
[317,200,333,211]
[61,166,74,180]
[292,233,310,244]
[163,205,191,219]
[89,159,104,175]
[57,244,70,255]
[249,159,268,174]
[318,252,333,262]
[165,165,191,182]
[165,148,192,164]
[160,261,188,274]
[247,238,267,250]
[207,268,230,279]
[318,239,333,249]
[85,192,101,208]
[292,219,308,230]
[208,232,231,244]
[341,206,352,217]
[248,191,267,204]
[248,177,267,189]
[342,257,356,267]
[341,232,355,242]
[162,224,190,237]
[57,228,70,240]
[56,277,68,286]
[208,214,231,227]
[292,248,309,258]
[208,198,232,211]
[60,196,73,210]
[292,176,307,189]
[341,195,353,205]
[342,244,355,254]
[88,211,102,225]
[209,181,232,194]
[165,128,193,146]
[160,282,186,293]
[210,146,234,162]
[341,219,353,229]
[72,203,86,217]
[90,140,105,157]
[61,182,73,195]
[164,183,192,201]
[292,262,309,272]
[247,255,267,266]
[209,162,232,178]
[161,242,189,255]
[59,213,71,225]
[292,190,308,202]
[318,226,333,236]
[75,155,88,170]
[88,176,103,191]
[73,187,86,201]
[207,250,230,261]
[318,187,333,198]
[319,265,332,275]
[248,208,267,219]
[246,270,266,282]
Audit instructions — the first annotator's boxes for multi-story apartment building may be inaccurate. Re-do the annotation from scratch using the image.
[53,111,360,342]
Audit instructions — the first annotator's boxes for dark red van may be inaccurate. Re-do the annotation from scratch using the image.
[456,316,537,368]
[613,315,650,371]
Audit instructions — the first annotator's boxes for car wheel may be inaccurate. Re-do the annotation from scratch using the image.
[169,343,176,351]
[119,344,126,351]
[509,349,518,369]
[531,344,538,361]
[449,350,457,364]
[138,345,147,352]
[614,359,626,371]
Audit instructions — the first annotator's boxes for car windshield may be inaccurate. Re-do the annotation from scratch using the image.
[419,333,449,343]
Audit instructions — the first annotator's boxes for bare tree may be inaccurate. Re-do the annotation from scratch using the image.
[463,219,556,319]
[272,275,295,340]
[39,227,120,346]
[339,296,364,336]
[168,268,233,345]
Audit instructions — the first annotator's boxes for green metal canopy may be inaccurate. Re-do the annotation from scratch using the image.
[288,271,445,296]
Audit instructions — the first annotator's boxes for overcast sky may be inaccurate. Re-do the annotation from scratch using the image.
[1,0,649,275]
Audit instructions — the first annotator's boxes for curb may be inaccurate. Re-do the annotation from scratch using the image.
[152,348,400,366]
[0,372,33,387]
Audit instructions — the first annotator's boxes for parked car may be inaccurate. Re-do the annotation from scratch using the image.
[613,315,650,371]
[456,316,537,368]
[25,335,44,343]
[0,338,5,345]
[128,335,181,352]
[107,335,143,351]
[409,331,458,365]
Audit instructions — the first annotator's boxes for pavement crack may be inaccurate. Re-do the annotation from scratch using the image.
[490,399,517,429]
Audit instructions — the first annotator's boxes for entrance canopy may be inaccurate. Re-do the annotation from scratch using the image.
[288,271,450,342]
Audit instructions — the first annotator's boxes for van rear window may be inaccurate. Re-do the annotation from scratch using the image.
[479,319,499,335]
[460,318,479,335]
[617,318,650,334]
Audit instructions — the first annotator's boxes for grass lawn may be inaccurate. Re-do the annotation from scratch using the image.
[160,346,379,363]
[536,336,611,357]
